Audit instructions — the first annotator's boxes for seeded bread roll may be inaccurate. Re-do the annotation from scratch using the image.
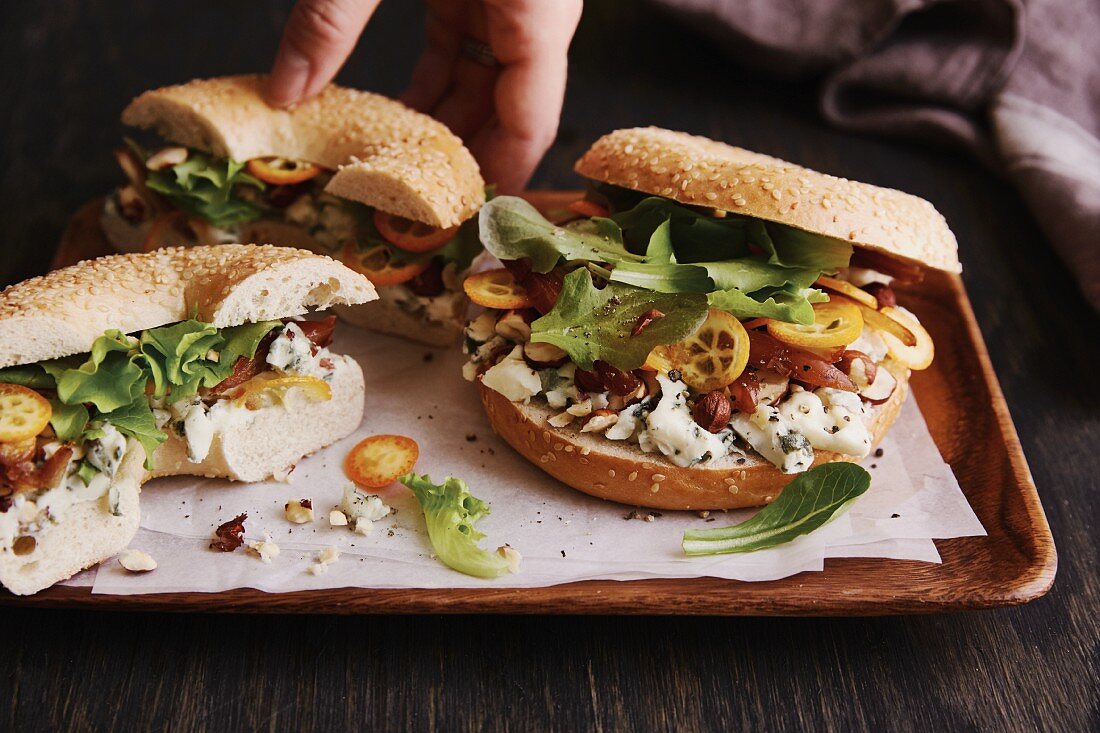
[575,127,961,273]
[478,364,908,511]
[0,244,376,368]
[122,75,484,228]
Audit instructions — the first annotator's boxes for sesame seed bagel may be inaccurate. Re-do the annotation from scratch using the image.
[1,359,366,595]
[575,128,960,273]
[477,365,908,511]
[122,75,484,228]
[0,244,376,368]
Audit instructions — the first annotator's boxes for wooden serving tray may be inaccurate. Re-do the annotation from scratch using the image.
[4,192,1055,615]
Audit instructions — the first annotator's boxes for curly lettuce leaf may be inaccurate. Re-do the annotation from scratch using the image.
[145,151,265,228]
[478,196,642,272]
[42,330,147,413]
[531,269,708,371]
[48,399,90,443]
[0,320,278,467]
[399,472,512,579]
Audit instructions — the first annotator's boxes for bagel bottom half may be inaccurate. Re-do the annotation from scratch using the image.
[0,359,365,595]
[477,369,909,511]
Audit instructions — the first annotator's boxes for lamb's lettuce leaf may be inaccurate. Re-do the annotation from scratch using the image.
[145,151,265,228]
[530,269,708,371]
[683,463,871,555]
[478,196,642,272]
[399,472,513,579]
[707,286,827,324]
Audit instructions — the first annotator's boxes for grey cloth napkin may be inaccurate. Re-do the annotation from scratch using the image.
[655,0,1100,310]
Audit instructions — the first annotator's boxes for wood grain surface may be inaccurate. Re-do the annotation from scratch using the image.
[0,1,1096,731]
[23,193,1055,617]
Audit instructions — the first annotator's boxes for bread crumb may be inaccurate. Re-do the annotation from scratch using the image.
[247,532,281,563]
[329,509,348,527]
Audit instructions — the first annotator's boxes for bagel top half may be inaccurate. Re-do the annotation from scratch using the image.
[0,244,376,368]
[122,75,485,228]
[575,127,961,273]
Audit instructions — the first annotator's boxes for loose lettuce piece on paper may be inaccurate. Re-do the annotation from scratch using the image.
[478,196,642,272]
[145,151,266,228]
[682,463,871,555]
[399,472,512,579]
[531,269,708,371]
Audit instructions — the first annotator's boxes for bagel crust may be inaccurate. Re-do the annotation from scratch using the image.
[122,75,484,228]
[478,369,908,511]
[575,127,961,273]
[0,244,376,368]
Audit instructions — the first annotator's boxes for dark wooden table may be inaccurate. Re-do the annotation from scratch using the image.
[1,2,1096,730]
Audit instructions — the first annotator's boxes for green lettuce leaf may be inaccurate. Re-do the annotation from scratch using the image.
[701,259,820,292]
[478,196,642,272]
[145,151,265,228]
[48,399,90,442]
[399,472,512,579]
[43,331,147,413]
[99,399,165,466]
[0,365,55,389]
[682,463,871,555]
[531,269,708,371]
[75,460,100,487]
[707,286,827,324]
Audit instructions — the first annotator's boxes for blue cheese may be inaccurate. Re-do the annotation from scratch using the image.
[638,374,728,468]
[729,404,814,474]
[480,346,542,402]
[339,483,391,534]
[265,322,336,381]
[780,388,872,457]
[85,423,126,478]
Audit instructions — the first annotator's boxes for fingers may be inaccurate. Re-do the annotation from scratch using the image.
[473,0,583,192]
[399,13,463,112]
[266,0,382,108]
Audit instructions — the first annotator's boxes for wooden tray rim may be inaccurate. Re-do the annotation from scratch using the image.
[0,194,1056,616]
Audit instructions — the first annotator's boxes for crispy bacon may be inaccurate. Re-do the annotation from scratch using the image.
[208,316,336,395]
[1,445,73,495]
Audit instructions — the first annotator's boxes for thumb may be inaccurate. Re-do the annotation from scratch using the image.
[266,0,381,108]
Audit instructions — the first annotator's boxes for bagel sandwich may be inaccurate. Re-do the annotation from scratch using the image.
[463,127,958,511]
[0,244,375,595]
[101,75,486,346]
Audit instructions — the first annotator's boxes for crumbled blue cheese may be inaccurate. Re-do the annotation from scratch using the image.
[480,346,542,402]
[780,388,872,457]
[339,483,391,534]
[465,311,498,345]
[266,322,337,381]
[85,423,126,478]
[849,329,889,363]
[729,404,815,474]
[638,374,729,468]
[169,398,246,464]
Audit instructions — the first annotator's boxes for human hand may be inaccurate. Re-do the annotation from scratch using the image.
[266,0,583,193]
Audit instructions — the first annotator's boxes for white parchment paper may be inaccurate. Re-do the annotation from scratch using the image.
[85,330,984,595]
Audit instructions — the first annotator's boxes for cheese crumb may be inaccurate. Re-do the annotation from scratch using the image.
[284,498,314,524]
[329,509,348,527]
[247,532,281,563]
[118,549,157,573]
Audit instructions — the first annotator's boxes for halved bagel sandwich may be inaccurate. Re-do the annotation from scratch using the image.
[102,75,486,346]
[0,244,375,595]
[464,127,959,511]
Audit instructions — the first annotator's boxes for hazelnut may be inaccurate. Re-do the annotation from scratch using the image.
[284,499,315,524]
[836,350,878,389]
[862,282,897,308]
[692,390,732,433]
